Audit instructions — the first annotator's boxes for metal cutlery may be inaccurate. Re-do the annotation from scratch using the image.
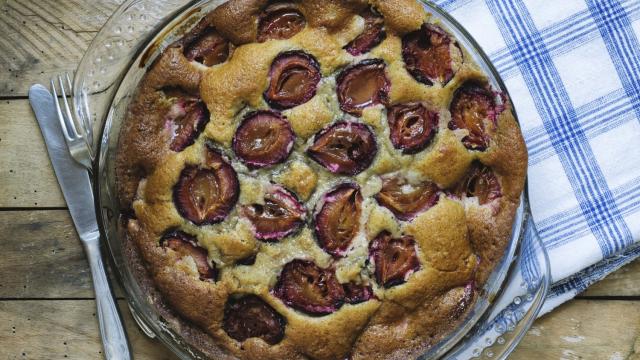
[29,84,131,360]
[50,73,94,170]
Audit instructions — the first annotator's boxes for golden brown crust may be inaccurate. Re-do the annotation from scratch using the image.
[207,0,367,44]
[207,0,265,44]
[296,0,365,30]
[273,160,318,200]
[351,285,478,360]
[370,0,427,34]
[115,1,528,359]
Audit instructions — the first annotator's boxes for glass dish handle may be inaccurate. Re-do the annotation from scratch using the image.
[444,213,551,360]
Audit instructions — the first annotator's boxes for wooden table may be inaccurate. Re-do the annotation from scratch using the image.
[1,1,639,359]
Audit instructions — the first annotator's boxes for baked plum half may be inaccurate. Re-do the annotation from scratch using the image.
[387,102,439,154]
[369,231,420,288]
[173,146,239,225]
[258,2,306,42]
[183,26,230,66]
[314,183,363,257]
[337,59,390,116]
[223,295,286,345]
[165,97,210,152]
[307,121,377,176]
[344,7,386,56]
[402,24,460,86]
[448,82,499,151]
[375,176,440,221]
[452,162,502,205]
[343,282,375,304]
[273,259,345,315]
[242,186,306,242]
[264,51,321,109]
[160,231,217,281]
[232,111,295,168]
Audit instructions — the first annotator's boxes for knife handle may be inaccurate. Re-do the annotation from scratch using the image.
[82,233,132,360]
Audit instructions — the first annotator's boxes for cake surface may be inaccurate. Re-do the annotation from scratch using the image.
[115,0,528,358]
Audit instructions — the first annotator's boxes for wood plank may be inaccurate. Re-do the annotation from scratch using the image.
[0,99,65,208]
[1,299,637,359]
[3,211,638,358]
[581,258,640,298]
[2,209,639,300]
[0,0,122,97]
[0,300,176,360]
[0,210,123,298]
[511,300,640,360]
[3,210,638,357]
[631,336,640,360]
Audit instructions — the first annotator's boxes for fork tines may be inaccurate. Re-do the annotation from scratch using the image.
[50,73,94,170]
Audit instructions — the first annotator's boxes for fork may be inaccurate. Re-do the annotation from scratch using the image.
[51,73,94,170]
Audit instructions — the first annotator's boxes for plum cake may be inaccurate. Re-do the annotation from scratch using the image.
[115,0,527,359]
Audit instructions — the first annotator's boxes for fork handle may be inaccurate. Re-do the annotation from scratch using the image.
[82,233,132,360]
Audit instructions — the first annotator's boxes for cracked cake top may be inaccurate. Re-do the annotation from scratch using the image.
[115,0,527,359]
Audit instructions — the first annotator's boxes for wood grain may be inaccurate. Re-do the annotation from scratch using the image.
[2,209,638,358]
[2,209,639,300]
[0,100,65,208]
[631,336,640,360]
[0,210,94,298]
[1,299,637,360]
[511,300,640,360]
[0,210,640,299]
[582,259,640,298]
[0,299,176,360]
[0,0,123,97]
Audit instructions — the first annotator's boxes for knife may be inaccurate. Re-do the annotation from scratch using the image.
[29,84,132,360]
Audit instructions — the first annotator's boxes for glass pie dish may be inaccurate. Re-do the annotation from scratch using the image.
[74,0,552,358]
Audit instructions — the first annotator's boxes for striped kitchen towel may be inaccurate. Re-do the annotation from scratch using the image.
[432,0,640,312]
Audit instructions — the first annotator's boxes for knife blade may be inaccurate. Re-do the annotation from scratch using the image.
[28,84,98,236]
[29,84,131,360]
